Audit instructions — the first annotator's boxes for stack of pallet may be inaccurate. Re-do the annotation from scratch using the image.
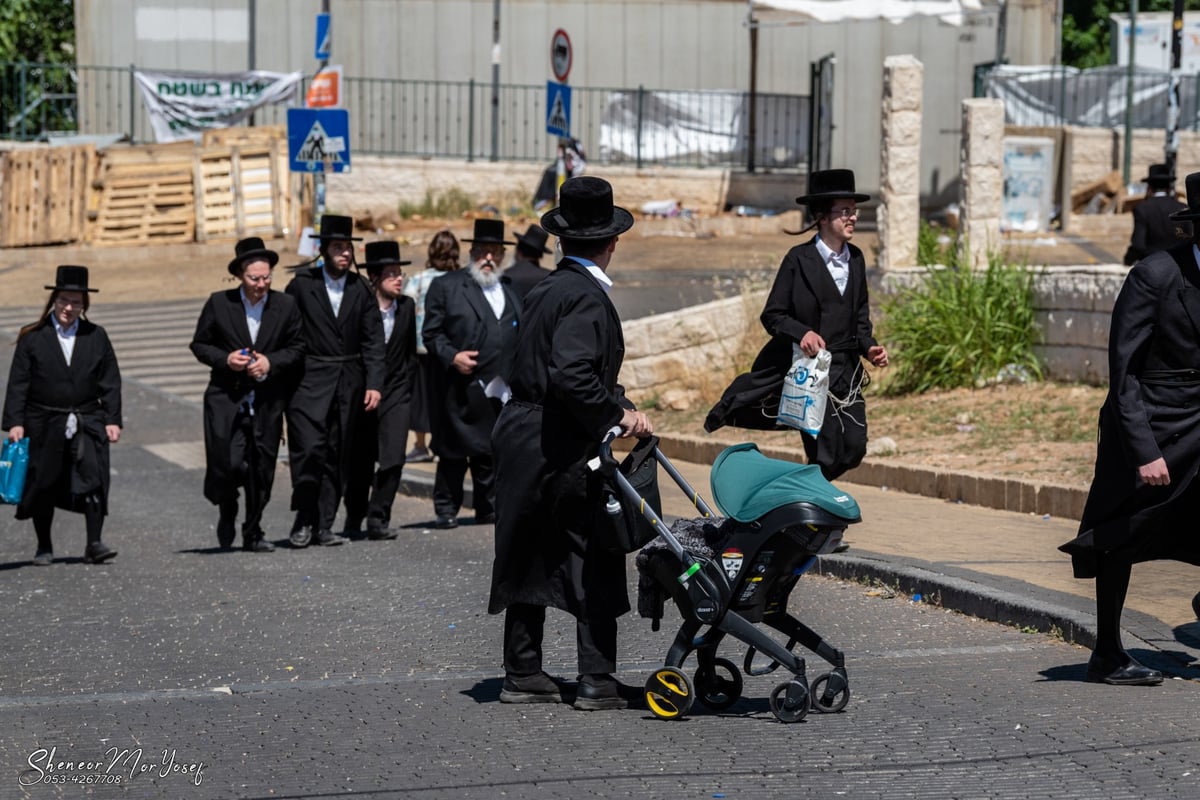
[0,144,96,247]
[195,125,290,241]
[87,141,196,244]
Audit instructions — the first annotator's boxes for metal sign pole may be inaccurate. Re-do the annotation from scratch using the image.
[1166,0,1184,184]
[314,0,330,228]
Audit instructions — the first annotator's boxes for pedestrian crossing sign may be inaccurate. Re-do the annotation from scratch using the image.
[287,108,351,173]
[546,81,572,138]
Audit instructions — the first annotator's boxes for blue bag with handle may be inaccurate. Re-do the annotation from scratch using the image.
[0,437,30,505]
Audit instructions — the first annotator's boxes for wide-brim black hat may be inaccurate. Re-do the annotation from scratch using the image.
[463,218,516,246]
[45,265,98,293]
[1144,163,1175,185]
[362,240,412,272]
[540,176,634,240]
[308,214,362,241]
[795,169,870,205]
[1170,172,1200,221]
[227,236,280,276]
[515,224,552,254]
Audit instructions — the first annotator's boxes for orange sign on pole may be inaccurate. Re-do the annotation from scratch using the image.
[305,65,343,108]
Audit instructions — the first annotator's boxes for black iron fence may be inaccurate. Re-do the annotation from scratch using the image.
[2,62,810,171]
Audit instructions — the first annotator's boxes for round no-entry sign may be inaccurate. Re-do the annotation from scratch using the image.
[551,29,572,83]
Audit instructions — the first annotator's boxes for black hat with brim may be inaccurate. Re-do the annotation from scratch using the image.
[1144,163,1174,185]
[1170,172,1200,221]
[308,214,362,241]
[362,240,413,273]
[45,265,98,293]
[463,218,516,246]
[795,168,870,205]
[227,236,280,276]
[515,224,552,254]
[540,176,634,240]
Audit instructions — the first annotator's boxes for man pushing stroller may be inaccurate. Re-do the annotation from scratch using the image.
[488,176,652,710]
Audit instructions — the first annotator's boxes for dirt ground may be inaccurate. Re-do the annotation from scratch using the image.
[0,214,1120,491]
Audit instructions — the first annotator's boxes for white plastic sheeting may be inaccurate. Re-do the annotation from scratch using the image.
[750,0,983,26]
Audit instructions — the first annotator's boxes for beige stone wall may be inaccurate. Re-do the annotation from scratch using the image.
[878,55,923,272]
[960,99,1005,268]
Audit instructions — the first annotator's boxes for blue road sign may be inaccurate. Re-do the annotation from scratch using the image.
[546,81,572,139]
[315,12,331,60]
[287,108,350,173]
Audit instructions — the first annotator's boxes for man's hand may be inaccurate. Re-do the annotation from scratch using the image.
[619,408,653,438]
[799,331,826,358]
[867,345,889,368]
[105,425,121,444]
[7,425,24,443]
[1138,457,1170,486]
[227,349,253,372]
[452,350,479,375]
[364,390,382,412]
[246,352,271,380]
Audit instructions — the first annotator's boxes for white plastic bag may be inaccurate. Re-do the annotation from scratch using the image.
[777,347,831,435]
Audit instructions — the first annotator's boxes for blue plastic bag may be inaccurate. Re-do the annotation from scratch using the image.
[0,437,30,505]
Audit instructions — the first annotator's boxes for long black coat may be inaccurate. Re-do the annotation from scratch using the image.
[284,267,386,498]
[503,258,551,301]
[488,260,630,619]
[189,288,304,505]
[1123,194,1188,266]
[705,237,876,476]
[360,297,418,471]
[1061,243,1200,578]
[2,319,122,519]
[422,268,520,459]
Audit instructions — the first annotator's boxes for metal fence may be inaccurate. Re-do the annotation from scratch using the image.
[2,62,811,171]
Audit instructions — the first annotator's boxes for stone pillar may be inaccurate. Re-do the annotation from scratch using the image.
[878,55,923,271]
[960,98,1005,268]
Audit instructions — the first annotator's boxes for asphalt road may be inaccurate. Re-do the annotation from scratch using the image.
[1,350,1199,799]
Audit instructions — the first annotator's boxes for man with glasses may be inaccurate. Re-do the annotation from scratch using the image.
[422,219,522,529]
[190,238,304,552]
[343,241,418,540]
[707,168,889,481]
[284,215,385,548]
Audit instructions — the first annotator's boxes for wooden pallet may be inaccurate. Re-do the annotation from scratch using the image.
[201,125,286,148]
[0,144,96,247]
[194,139,288,241]
[87,143,196,244]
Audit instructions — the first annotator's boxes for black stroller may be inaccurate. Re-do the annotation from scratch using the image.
[599,437,862,723]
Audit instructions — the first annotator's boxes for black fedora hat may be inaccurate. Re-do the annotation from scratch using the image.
[795,169,870,205]
[1170,172,1200,221]
[362,240,413,273]
[540,176,634,240]
[515,224,552,254]
[227,236,280,276]
[45,265,98,293]
[463,218,516,246]
[308,214,362,242]
[1144,163,1175,185]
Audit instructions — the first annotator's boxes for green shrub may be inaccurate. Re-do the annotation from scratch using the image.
[917,219,953,266]
[879,249,1043,395]
[398,188,477,219]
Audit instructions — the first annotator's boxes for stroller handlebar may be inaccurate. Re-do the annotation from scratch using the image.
[587,426,626,476]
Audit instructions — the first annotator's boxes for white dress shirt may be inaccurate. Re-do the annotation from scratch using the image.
[380,300,396,344]
[241,289,266,345]
[567,256,614,295]
[50,315,79,437]
[481,282,506,319]
[815,236,849,296]
[324,269,347,317]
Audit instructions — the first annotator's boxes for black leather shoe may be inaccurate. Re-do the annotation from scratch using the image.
[32,550,53,567]
[82,542,118,564]
[1085,653,1163,686]
[500,672,566,704]
[367,527,398,540]
[289,526,313,548]
[217,504,237,549]
[243,537,275,553]
[343,518,364,538]
[315,529,348,546]
[572,675,642,711]
[433,515,458,529]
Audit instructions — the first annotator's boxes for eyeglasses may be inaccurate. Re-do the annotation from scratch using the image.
[53,297,82,308]
[830,207,859,220]
[243,274,272,283]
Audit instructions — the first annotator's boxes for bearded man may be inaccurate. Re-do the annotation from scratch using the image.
[421,219,522,529]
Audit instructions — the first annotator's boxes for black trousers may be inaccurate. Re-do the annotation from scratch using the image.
[503,603,618,677]
[222,409,269,535]
[293,394,349,533]
[30,442,105,551]
[433,455,495,518]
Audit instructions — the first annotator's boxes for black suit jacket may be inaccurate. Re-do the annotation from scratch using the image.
[503,258,552,301]
[372,296,418,470]
[1124,194,1189,266]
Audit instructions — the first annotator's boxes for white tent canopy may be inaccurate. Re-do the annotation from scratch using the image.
[750,0,984,27]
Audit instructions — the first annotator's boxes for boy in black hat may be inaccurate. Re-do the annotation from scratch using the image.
[503,224,553,301]
[3,266,123,565]
[284,214,386,548]
[343,240,418,539]
[421,218,522,529]
[190,237,304,552]
[489,176,653,710]
[1123,164,1188,266]
[706,168,889,481]
[1060,170,1200,687]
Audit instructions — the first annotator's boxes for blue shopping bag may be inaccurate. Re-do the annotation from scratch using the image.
[0,437,30,504]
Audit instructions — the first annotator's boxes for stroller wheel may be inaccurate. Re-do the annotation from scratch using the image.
[808,671,850,713]
[768,680,810,723]
[695,658,743,711]
[644,667,694,720]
